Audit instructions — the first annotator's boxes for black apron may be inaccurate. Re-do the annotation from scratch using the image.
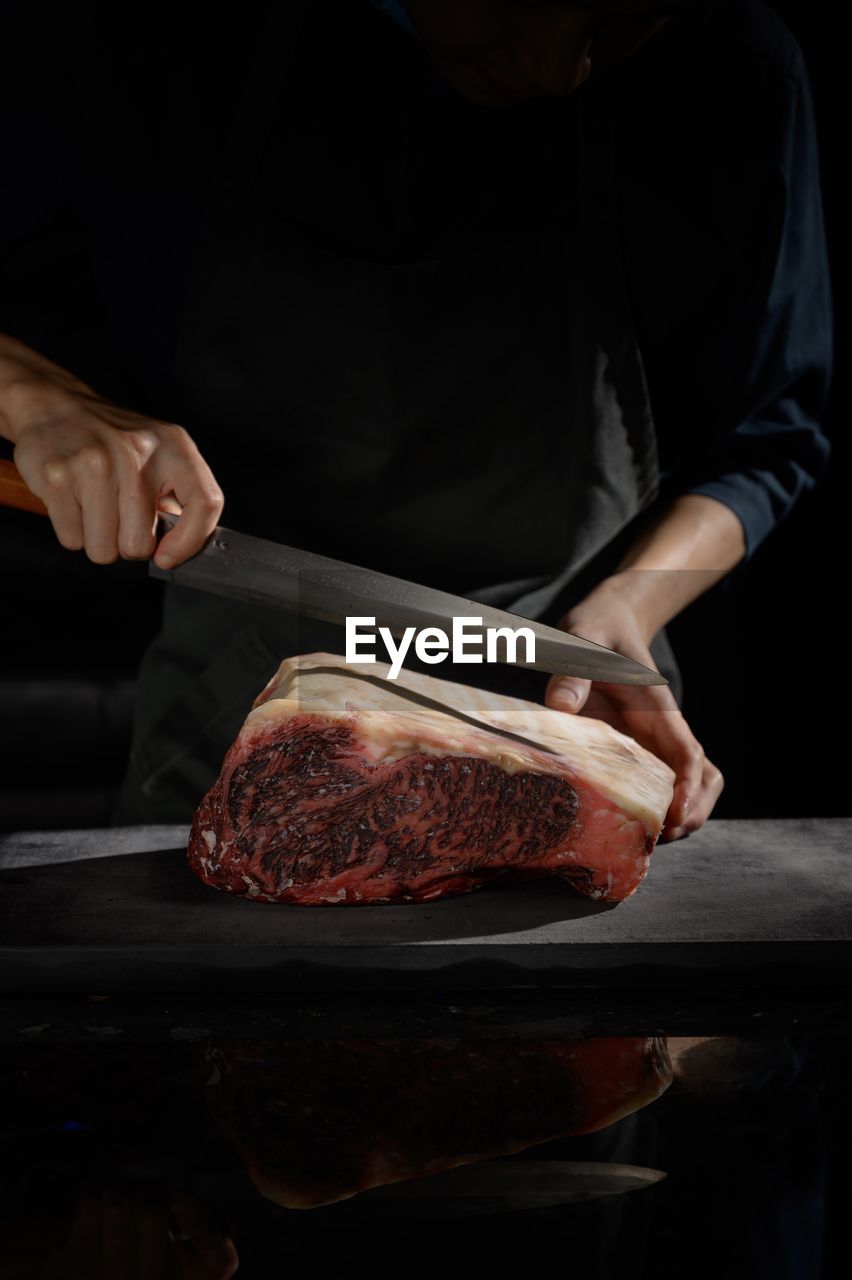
[115,1,679,824]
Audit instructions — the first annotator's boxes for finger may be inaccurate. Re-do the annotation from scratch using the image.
[577,686,629,731]
[587,684,704,835]
[580,685,699,834]
[660,732,707,836]
[40,458,85,551]
[589,677,668,716]
[169,1193,240,1277]
[72,446,120,564]
[546,637,706,840]
[156,493,183,517]
[152,467,223,570]
[545,674,592,713]
[670,757,725,839]
[115,473,158,560]
[659,749,705,840]
[588,678,684,746]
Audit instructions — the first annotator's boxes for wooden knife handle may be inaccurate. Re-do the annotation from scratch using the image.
[0,459,49,517]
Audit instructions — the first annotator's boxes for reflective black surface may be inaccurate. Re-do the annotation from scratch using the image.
[0,1011,845,1279]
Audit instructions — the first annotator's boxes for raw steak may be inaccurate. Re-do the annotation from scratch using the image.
[202,1036,672,1209]
[188,652,675,905]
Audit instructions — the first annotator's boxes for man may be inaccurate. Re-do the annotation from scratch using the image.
[0,0,832,837]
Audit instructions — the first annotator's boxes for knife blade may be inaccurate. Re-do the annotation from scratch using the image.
[343,1160,666,1215]
[0,461,664,684]
[149,516,666,685]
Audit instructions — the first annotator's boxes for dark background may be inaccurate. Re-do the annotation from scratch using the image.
[667,0,848,822]
[0,0,846,831]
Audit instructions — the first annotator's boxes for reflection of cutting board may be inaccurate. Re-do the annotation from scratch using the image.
[0,819,850,992]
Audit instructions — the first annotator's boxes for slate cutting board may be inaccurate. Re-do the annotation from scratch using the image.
[0,819,849,991]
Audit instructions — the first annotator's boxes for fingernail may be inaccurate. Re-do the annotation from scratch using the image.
[156,554,175,570]
[552,689,580,710]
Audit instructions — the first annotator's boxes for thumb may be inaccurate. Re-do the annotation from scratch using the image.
[545,675,592,714]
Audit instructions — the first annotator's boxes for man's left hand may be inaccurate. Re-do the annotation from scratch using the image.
[544,584,724,841]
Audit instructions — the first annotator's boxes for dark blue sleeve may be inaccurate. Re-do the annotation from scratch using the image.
[675,55,832,559]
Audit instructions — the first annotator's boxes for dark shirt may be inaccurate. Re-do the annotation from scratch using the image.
[1,0,833,561]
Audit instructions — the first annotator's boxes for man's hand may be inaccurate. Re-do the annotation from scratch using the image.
[0,335,223,568]
[544,584,724,841]
[34,1190,239,1279]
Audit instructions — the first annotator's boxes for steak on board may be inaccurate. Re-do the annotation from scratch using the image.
[188,652,675,905]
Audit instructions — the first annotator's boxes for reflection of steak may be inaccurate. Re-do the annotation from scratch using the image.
[203,1038,672,1209]
[188,653,675,905]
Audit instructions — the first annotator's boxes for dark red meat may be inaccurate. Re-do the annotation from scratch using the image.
[188,654,675,905]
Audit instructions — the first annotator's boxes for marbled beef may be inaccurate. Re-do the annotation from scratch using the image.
[188,653,674,905]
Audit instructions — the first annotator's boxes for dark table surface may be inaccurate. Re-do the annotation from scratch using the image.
[1,818,849,1000]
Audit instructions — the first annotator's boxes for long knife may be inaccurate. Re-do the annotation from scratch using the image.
[0,459,665,684]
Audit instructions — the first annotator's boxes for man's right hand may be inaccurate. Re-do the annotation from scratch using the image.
[0,337,223,568]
